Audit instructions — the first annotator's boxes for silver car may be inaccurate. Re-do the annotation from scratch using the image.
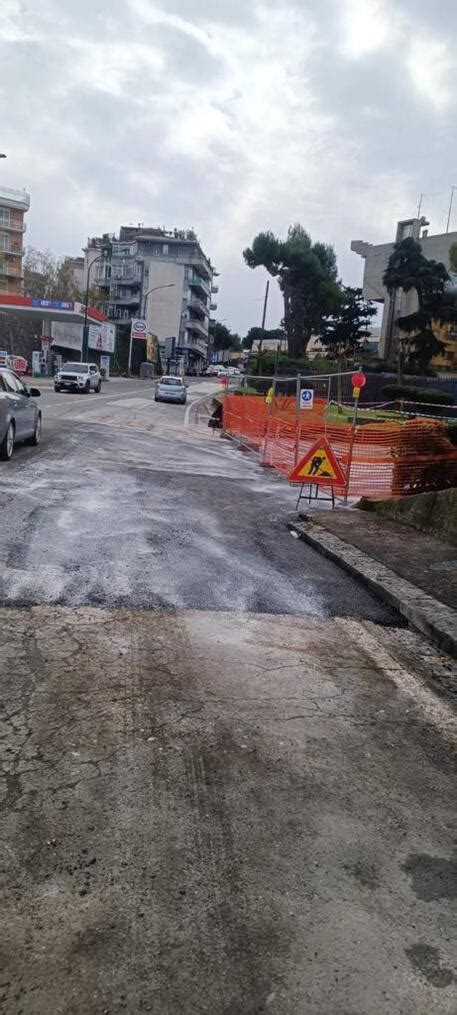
[154,376,187,405]
[0,368,42,460]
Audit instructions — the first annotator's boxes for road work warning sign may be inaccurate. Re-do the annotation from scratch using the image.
[289,438,346,486]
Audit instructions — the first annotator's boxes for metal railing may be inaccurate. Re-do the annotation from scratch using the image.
[0,186,30,209]
[189,274,211,296]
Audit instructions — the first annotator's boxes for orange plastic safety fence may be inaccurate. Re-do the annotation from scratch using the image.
[223,394,457,498]
[222,393,269,446]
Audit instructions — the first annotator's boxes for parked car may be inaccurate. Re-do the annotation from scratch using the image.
[0,368,41,460]
[227,366,241,377]
[155,376,187,404]
[54,362,101,393]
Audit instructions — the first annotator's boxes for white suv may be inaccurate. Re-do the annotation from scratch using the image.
[55,362,102,394]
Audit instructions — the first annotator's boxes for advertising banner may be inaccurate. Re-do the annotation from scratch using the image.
[146,332,158,362]
[88,324,100,349]
[89,322,116,353]
[51,321,83,352]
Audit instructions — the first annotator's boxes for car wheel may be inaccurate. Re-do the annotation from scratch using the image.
[0,421,15,461]
[54,385,61,393]
[95,381,101,393]
[84,380,90,393]
[26,413,41,446]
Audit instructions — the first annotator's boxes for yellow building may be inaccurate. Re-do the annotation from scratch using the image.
[431,320,457,371]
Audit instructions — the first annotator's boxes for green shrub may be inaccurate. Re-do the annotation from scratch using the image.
[382,383,454,406]
[232,385,265,396]
[415,388,454,406]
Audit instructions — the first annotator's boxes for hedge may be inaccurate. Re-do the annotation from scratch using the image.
[382,384,454,406]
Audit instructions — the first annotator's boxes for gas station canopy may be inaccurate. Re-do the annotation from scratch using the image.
[0,294,107,325]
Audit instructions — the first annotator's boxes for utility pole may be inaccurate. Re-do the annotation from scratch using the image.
[446,186,457,234]
[256,279,270,375]
[417,193,425,218]
[261,279,270,329]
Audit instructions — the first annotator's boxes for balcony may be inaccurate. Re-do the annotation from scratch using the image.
[0,263,23,279]
[211,285,219,294]
[0,186,30,212]
[108,306,135,321]
[188,292,209,318]
[210,302,217,311]
[111,293,141,306]
[110,268,142,284]
[0,220,26,233]
[189,274,211,297]
[185,334,208,357]
[1,245,23,257]
[94,264,142,285]
[185,316,209,340]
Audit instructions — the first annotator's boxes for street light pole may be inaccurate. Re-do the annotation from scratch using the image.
[142,282,175,319]
[81,252,108,362]
[446,186,457,234]
[128,282,175,374]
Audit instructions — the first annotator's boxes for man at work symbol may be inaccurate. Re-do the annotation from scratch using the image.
[309,455,326,476]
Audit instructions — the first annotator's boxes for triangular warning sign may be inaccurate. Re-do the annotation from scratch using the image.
[289,438,346,486]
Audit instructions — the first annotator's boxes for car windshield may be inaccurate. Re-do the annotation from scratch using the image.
[160,377,182,386]
[63,363,88,373]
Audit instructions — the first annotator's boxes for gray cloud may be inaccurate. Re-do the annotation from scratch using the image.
[1,0,457,334]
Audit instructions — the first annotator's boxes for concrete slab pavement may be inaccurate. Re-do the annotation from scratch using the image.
[1,605,456,1014]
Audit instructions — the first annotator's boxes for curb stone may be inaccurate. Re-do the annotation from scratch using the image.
[289,518,457,660]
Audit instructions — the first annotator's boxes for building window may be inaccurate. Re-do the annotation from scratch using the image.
[0,209,10,226]
[0,235,8,251]
[163,244,169,255]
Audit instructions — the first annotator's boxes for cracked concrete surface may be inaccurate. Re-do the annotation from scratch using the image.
[1,606,456,1014]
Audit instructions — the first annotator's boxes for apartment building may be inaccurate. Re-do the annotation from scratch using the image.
[352,217,457,363]
[68,256,85,292]
[85,227,218,368]
[0,186,30,294]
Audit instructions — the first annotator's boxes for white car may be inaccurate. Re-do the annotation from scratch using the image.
[154,376,187,405]
[55,362,102,394]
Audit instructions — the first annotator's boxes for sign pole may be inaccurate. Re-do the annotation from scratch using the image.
[344,375,365,504]
[344,394,358,504]
[294,373,301,465]
[128,330,133,374]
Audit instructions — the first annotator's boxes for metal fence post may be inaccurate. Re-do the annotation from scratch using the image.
[294,373,301,465]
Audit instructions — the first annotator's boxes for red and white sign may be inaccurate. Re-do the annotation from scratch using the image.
[131,318,147,341]
[351,371,366,388]
[8,355,28,374]
[289,438,346,487]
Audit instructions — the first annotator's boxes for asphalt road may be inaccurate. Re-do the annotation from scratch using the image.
[1,379,456,1014]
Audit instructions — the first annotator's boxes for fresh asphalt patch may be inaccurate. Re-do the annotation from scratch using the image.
[0,418,399,623]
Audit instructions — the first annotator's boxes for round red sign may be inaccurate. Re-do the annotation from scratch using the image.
[351,371,366,388]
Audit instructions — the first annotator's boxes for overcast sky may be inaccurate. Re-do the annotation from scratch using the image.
[2,0,456,333]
